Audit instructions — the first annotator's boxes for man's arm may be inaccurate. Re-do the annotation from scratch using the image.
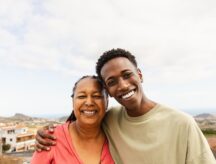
[35,125,57,151]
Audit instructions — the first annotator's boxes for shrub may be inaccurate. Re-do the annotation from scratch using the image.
[202,129,216,135]
[2,144,11,152]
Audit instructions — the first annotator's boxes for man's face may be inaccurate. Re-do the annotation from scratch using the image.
[100,57,143,109]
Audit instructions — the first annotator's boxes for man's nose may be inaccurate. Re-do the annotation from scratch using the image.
[117,78,129,91]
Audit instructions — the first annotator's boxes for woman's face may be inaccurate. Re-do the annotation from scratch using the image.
[73,77,107,127]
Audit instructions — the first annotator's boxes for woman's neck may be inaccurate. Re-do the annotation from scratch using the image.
[70,121,104,140]
[68,121,106,164]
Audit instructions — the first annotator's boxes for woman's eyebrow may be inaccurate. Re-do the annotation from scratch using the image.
[76,91,86,94]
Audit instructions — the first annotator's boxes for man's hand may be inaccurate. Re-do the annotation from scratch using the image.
[35,124,57,152]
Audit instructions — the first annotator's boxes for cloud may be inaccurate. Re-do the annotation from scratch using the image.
[0,0,33,41]
[0,0,216,116]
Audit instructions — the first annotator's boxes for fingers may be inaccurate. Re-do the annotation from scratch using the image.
[47,124,57,134]
[36,131,56,145]
[35,140,50,152]
[34,124,57,152]
[38,128,57,140]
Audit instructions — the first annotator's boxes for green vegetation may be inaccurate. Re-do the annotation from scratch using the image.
[202,129,216,135]
[202,129,216,138]
[2,144,11,152]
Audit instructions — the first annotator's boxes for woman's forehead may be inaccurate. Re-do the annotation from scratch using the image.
[76,78,102,91]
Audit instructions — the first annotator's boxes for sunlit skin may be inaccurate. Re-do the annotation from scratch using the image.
[69,77,109,164]
[72,77,107,129]
[100,57,156,117]
[35,77,108,152]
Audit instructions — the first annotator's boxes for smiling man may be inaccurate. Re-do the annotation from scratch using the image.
[95,48,215,164]
[35,48,215,164]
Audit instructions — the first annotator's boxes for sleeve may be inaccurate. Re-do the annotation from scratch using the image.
[31,150,54,164]
[186,118,216,164]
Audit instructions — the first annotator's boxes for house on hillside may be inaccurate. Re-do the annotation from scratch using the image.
[0,125,35,152]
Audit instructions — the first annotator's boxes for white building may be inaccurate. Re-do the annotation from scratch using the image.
[0,125,35,152]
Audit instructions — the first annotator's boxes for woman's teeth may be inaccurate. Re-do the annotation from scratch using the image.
[122,90,135,99]
[82,110,96,116]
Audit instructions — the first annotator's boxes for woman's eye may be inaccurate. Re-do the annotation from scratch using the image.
[93,95,102,99]
[77,95,86,99]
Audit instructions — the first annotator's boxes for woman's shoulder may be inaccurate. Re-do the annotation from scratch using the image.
[52,122,70,139]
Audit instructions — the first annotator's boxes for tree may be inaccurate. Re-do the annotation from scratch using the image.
[2,144,11,152]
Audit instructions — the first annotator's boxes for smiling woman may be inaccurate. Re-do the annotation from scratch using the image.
[31,75,114,164]
[71,76,108,127]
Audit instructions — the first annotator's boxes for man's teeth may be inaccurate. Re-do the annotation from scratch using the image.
[122,90,135,99]
[82,110,96,116]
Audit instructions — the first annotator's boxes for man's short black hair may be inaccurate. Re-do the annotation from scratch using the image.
[96,48,138,82]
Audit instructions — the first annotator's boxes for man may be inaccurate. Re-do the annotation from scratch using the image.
[36,48,216,164]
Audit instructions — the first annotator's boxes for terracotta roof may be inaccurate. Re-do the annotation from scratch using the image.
[207,137,216,149]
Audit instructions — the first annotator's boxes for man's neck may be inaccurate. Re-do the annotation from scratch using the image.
[126,98,157,117]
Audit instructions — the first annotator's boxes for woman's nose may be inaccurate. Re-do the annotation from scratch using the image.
[84,96,94,106]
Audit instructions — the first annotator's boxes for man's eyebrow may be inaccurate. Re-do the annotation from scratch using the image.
[121,69,131,73]
[104,69,130,82]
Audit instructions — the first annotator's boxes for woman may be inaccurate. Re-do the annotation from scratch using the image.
[31,75,114,164]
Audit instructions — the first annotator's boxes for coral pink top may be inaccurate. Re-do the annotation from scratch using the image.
[31,122,114,164]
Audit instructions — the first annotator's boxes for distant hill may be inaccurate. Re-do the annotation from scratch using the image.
[195,113,216,119]
[11,113,33,120]
[0,113,46,123]
[58,116,67,122]
[194,113,216,131]
[0,113,69,123]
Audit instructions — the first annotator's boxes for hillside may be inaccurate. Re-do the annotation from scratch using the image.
[194,113,216,131]
[0,113,50,123]
[195,113,216,119]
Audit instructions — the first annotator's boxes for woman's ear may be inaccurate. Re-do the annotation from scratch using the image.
[106,96,109,109]
[103,83,113,97]
[137,68,143,82]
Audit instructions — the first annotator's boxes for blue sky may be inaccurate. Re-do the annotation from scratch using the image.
[0,0,216,117]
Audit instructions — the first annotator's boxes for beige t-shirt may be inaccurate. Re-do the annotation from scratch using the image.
[103,104,216,164]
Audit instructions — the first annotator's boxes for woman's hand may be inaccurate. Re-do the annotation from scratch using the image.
[35,124,57,151]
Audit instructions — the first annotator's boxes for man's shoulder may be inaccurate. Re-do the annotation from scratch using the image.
[107,106,123,115]
[158,104,194,124]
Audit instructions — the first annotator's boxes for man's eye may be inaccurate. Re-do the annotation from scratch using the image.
[123,72,132,79]
[107,80,116,87]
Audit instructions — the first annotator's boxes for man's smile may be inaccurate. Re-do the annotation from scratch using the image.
[118,89,136,100]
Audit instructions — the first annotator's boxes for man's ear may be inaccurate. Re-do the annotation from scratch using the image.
[137,68,143,82]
